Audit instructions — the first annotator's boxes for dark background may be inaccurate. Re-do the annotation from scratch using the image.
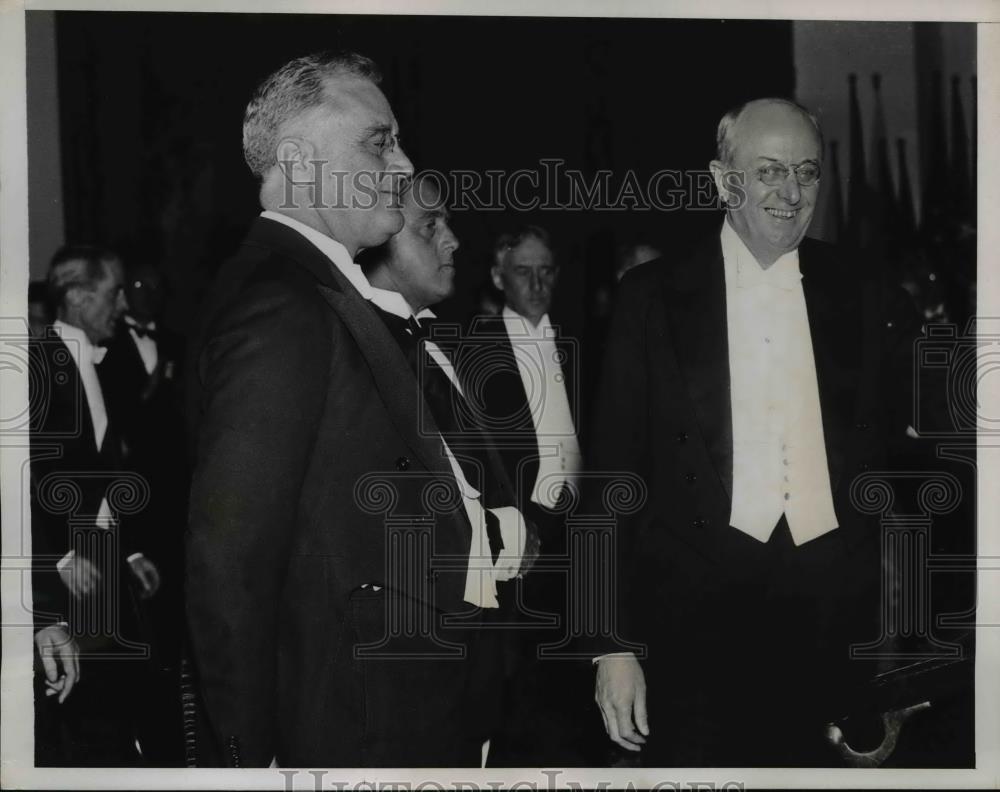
[41,12,795,336]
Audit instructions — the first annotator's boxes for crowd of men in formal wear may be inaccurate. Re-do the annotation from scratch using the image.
[28,49,944,769]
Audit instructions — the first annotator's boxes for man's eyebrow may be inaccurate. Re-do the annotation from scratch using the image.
[755,156,820,165]
[363,123,394,137]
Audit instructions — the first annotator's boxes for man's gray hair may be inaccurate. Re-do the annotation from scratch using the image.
[47,244,119,310]
[242,50,382,179]
[715,97,824,165]
[493,225,554,269]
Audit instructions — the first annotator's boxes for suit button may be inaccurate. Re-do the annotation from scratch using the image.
[692,517,706,528]
[676,432,688,443]
[685,472,697,484]
[856,421,870,431]
[395,456,410,471]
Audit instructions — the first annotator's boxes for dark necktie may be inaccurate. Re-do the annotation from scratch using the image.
[369,304,504,560]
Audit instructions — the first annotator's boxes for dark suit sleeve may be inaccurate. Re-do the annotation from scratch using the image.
[581,270,653,655]
[186,277,331,767]
[589,272,652,487]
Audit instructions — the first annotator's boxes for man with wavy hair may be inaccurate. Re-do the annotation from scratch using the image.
[187,53,517,767]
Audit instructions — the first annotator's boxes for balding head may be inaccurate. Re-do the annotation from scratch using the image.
[715,98,822,167]
[709,98,824,268]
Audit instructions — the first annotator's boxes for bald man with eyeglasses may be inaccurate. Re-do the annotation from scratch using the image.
[585,98,921,766]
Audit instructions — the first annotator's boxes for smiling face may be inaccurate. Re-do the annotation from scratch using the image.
[307,76,414,256]
[711,101,822,268]
[384,178,460,312]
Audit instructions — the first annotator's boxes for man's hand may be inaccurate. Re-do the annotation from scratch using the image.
[128,555,161,598]
[518,520,542,577]
[34,625,80,704]
[595,654,649,752]
[58,555,101,598]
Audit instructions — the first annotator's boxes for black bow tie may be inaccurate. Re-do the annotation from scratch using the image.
[406,315,430,340]
[129,323,158,340]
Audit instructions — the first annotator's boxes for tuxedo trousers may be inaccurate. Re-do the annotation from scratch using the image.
[632,515,881,767]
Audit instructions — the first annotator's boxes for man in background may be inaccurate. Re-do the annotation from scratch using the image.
[457,226,590,764]
[101,261,187,764]
[360,172,538,763]
[30,245,160,765]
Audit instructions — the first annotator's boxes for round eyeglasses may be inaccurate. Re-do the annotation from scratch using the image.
[756,162,821,187]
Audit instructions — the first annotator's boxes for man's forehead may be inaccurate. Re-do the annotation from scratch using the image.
[509,237,553,264]
[321,75,395,128]
[733,104,820,161]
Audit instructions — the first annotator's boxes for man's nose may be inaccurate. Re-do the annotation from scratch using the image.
[442,225,459,253]
[778,171,801,204]
[387,143,414,178]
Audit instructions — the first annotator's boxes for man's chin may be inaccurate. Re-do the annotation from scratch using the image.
[364,213,405,248]
[381,210,406,236]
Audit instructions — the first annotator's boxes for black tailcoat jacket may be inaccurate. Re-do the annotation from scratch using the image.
[186,218,495,768]
[29,333,142,632]
[586,234,919,764]
[456,314,581,530]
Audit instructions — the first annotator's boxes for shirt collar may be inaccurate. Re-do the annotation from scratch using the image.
[124,315,156,332]
[261,210,373,299]
[368,287,415,320]
[720,217,802,291]
[367,286,437,324]
[53,319,106,365]
[502,305,552,339]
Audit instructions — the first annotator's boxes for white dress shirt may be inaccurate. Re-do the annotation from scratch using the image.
[124,315,158,375]
[501,307,582,509]
[721,219,839,545]
[54,320,109,451]
[52,321,137,569]
[263,212,524,607]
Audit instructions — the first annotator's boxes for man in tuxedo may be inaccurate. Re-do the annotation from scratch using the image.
[360,173,539,760]
[470,226,583,541]
[454,227,590,764]
[589,98,919,766]
[186,53,525,768]
[100,262,188,764]
[30,245,161,765]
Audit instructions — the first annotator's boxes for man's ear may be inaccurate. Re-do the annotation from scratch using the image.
[63,286,87,309]
[709,160,732,206]
[275,136,316,183]
[490,265,504,292]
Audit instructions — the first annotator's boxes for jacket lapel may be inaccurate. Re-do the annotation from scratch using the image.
[55,337,101,457]
[664,238,734,500]
[798,239,864,493]
[322,287,453,479]
[252,219,453,480]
